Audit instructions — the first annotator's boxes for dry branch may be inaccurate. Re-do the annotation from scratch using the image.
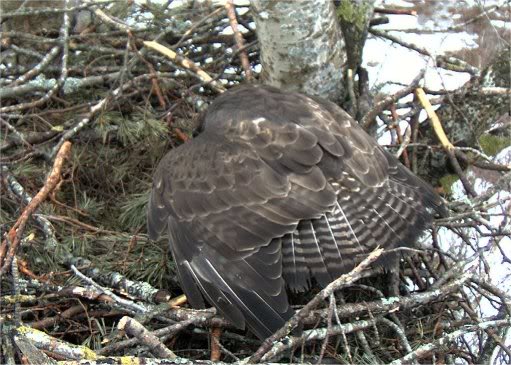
[416,87,477,197]
[143,41,226,93]
[118,316,177,359]
[389,320,511,365]
[225,0,253,81]
[0,141,72,275]
[362,70,424,130]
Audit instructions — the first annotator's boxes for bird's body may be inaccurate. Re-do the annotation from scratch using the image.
[148,84,445,339]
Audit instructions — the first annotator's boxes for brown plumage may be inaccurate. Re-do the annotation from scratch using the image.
[147,84,445,339]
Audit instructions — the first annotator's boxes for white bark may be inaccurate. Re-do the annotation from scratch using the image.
[250,0,345,101]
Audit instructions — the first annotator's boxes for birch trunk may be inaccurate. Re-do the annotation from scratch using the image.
[250,0,345,102]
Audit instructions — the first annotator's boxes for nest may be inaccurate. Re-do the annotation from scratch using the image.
[1,1,510,364]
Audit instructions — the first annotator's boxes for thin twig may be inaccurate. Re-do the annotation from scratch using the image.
[117,316,177,359]
[362,70,424,130]
[225,0,253,81]
[415,87,477,197]
[143,41,226,93]
[374,7,417,16]
[98,309,216,356]
[389,320,511,365]
[210,327,222,361]
[71,265,147,314]
[0,141,72,275]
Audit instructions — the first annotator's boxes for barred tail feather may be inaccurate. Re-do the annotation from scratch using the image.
[282,174,443,292]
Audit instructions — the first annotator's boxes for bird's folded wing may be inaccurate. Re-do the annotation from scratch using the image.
[147,85,445,337]
[168,215,291,339]
[147,128,338,337]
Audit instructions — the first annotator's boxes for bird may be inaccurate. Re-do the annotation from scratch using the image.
[147,84,446,339]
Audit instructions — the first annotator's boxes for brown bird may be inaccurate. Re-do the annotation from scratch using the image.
[147,84,445,339]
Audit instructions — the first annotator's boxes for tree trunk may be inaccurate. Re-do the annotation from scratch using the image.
[336,0,375,72]
[250,0,345,101]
